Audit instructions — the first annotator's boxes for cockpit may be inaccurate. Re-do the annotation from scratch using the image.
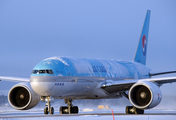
[31,69,54,74]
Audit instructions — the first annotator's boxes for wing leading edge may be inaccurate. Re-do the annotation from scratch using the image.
[0,76,30,82]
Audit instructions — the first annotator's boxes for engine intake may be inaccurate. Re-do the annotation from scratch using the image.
[129,81,162,109]
[8,82,40,110]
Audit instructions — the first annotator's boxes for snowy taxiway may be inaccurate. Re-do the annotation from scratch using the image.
[1,109,176,120]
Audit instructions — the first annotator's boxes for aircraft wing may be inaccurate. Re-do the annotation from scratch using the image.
[101,76,176,94]
[139,76,176,84]
[0,76,30,82]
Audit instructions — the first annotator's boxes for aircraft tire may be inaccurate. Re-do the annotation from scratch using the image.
[126,106,144,114]
[44,107,48,115]
[70,106,79,114]
[135,108,144,114]
[60,106,68,114]
[50,107,54,114]
[126,106,134,114]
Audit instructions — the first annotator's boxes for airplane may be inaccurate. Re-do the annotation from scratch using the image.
[0,10,176,115]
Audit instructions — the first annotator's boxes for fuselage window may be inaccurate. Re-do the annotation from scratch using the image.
[32,69,54,74]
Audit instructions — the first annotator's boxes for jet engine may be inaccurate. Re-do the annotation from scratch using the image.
[129,81,162,109]
[8,82,40,110]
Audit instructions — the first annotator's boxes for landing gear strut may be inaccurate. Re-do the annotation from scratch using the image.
[60,98,79,114]
[126,106,144,114]
[120,92,144,114]
[44,96,54,115]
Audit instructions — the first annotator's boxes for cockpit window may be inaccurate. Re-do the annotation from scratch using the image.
[39,70,45,74]
[46,70,50,74]
[33,70,39,74]
[32,69,54,74]
[46,70,53,74]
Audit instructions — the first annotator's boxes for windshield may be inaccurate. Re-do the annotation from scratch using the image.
[32,69,54,74]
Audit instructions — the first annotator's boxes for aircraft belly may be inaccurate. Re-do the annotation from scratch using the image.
[58,81,96,98]
[30,81,62,96]
[30,76,99,98]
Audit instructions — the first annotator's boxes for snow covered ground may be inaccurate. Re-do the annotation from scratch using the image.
[1,97,176,120]
[5,115,175,120]
[1,108,176,120]
[1,114,176,120]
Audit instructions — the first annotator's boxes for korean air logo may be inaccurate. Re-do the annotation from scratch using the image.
[142,35,147,56]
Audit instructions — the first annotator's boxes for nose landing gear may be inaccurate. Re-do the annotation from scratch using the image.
[59,98,79,114]
[44,96,54,115]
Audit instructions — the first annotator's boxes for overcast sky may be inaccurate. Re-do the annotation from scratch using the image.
[0,0,176,95]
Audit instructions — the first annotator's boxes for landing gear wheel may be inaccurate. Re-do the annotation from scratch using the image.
[126,106,144,114]
[126,106,129,114]
[60,99,79,114]
[60,106,63,114]
[60,106,69,114]
[44,107,48,115]
[71,106,79,114]
[126,106,134,114]
[50,107,54,115]
[135,108,144,114]
[60,106,78,114]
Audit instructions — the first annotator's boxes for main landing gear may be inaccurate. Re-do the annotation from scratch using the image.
[126,106,144,114]
[59,98,79,114]
[120,92,144,114]
[42,96,78,115]
[44,96,54,115]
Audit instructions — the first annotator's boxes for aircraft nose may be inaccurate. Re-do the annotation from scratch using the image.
[30,76,63,97]
[30,76,53,96]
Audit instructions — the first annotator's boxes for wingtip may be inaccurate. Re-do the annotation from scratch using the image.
[147,10,151,14]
